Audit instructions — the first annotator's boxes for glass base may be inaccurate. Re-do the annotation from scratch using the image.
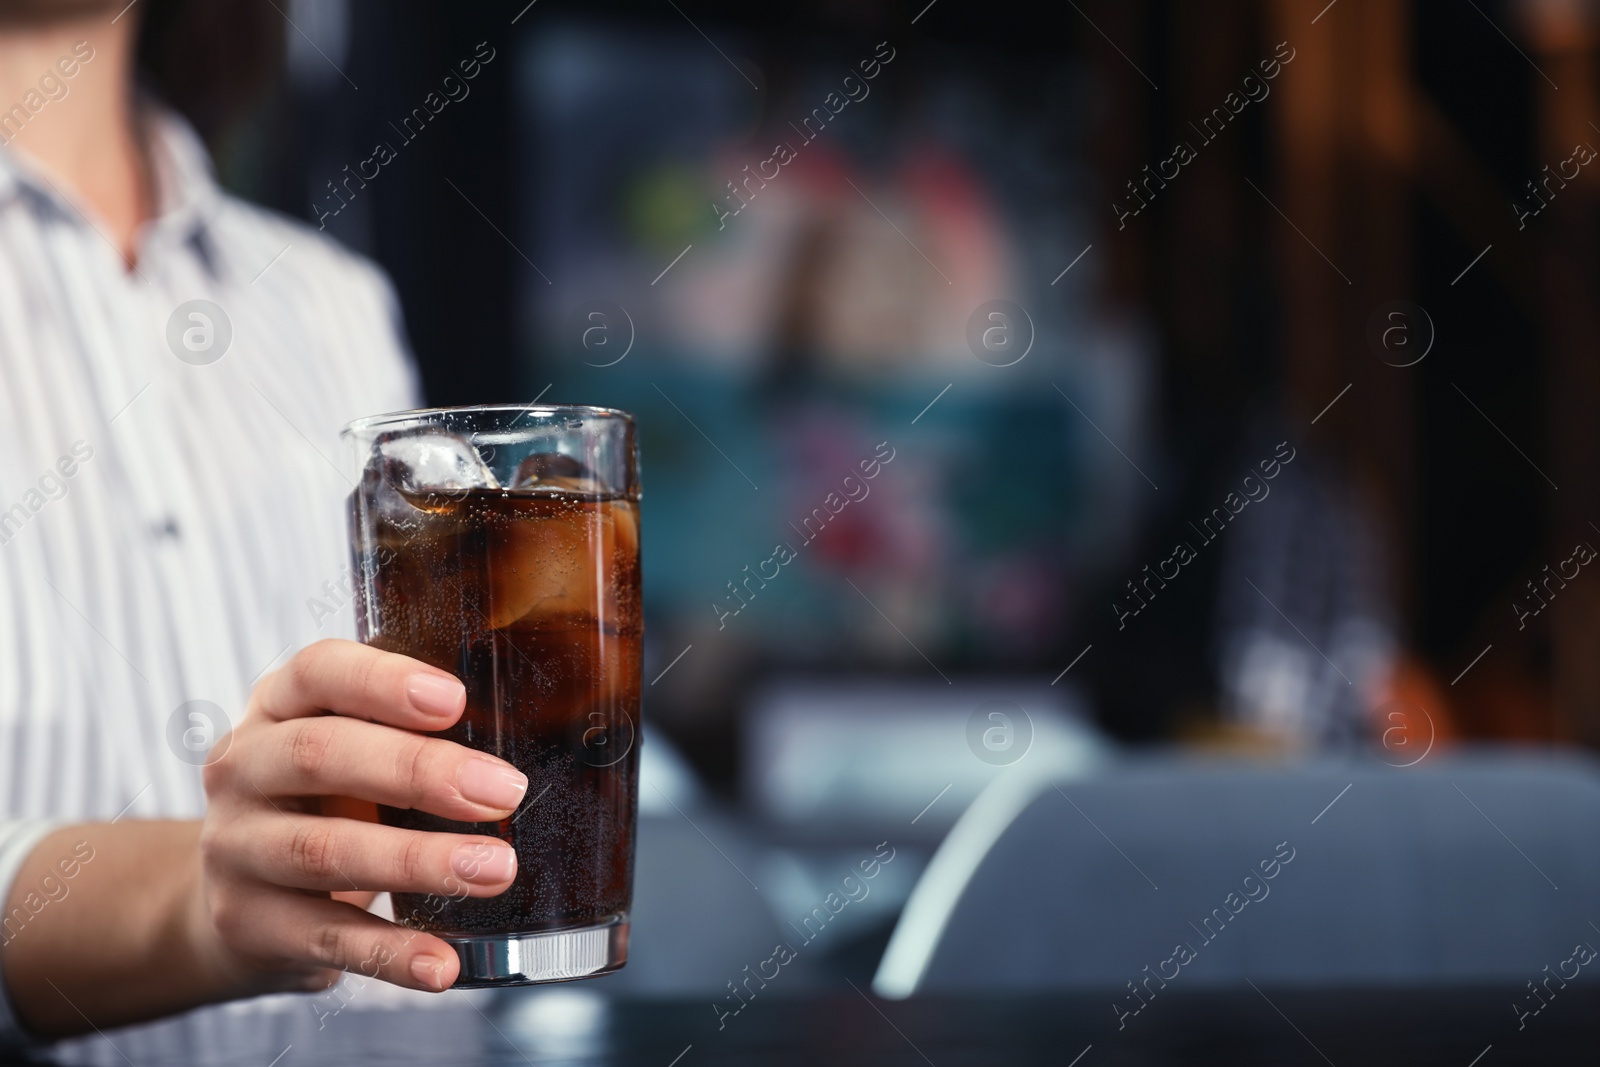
[445,913,629,988]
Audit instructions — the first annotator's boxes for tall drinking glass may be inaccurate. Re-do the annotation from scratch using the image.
[342,405,641,986]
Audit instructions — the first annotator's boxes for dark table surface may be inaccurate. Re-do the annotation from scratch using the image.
[21,986,1598,1066]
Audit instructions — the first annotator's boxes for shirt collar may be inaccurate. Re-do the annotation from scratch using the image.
[143,105,225,241]
[0,103,226,270]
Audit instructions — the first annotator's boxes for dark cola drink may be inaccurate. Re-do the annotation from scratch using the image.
[344,406,641,985]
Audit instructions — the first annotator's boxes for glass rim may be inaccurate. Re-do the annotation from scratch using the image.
[341,403,636,437]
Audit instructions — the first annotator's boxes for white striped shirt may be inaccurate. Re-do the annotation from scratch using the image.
[0,107,417,1037]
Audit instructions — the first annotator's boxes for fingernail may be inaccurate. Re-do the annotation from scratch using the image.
[410,955,448,991]
[452,841,517,885]
[458,758,528,811]
[407,672,465,719]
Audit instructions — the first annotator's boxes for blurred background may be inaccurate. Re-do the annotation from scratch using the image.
[129,0,1600,1024]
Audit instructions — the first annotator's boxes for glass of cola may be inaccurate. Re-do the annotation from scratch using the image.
[342,405,641,987]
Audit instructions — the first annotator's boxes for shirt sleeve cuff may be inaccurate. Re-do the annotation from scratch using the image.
[0,820,68,1047]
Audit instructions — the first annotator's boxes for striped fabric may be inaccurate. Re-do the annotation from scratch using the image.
[0,106,418,1036]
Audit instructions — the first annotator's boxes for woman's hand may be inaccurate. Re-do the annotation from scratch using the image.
[2,640,528,1039]
[195,639,527,994]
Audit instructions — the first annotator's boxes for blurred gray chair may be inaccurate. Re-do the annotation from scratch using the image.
[875,752,1600,995]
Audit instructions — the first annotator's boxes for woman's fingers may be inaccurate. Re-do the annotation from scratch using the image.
[217,814,517,896]
[331,889,379,911]
[224,715,527,822]
[254,639,465,730]
[199,640,528,994]
[213,890,461,992]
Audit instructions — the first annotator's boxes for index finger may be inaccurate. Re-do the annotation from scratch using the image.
[256,639,465,729]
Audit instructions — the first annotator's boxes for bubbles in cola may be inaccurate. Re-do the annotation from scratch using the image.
[349,443,642,939]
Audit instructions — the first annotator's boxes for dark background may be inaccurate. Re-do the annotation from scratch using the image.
[182,0,1597,787]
